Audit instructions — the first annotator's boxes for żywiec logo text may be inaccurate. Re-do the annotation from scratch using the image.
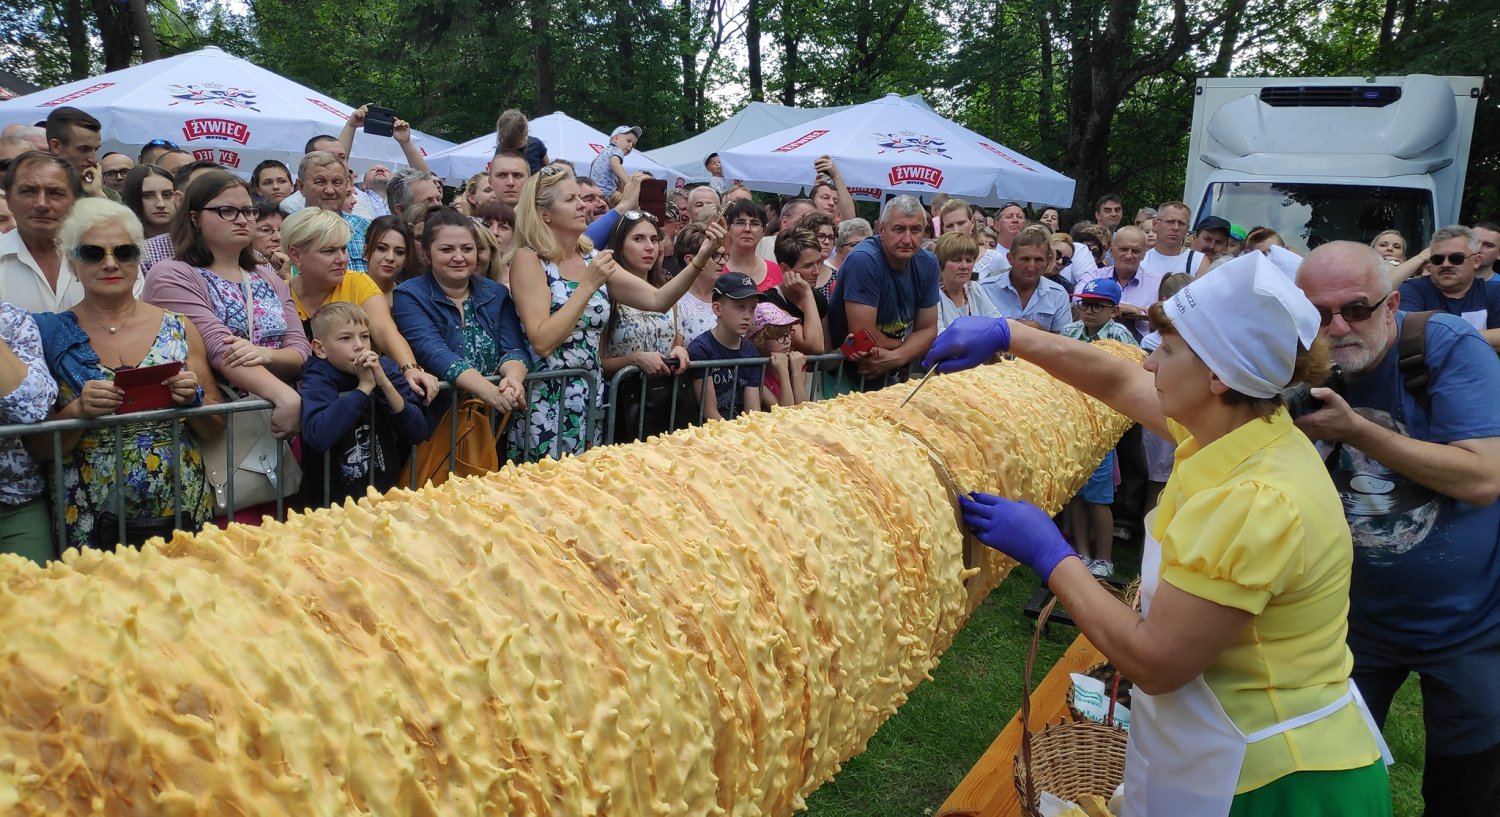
[182,118,251,145]
[42,83,114,107]
[888,165,944,188]
[774,130,829,153]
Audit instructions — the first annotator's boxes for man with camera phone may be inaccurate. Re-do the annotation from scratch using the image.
[1294,239,1500,815]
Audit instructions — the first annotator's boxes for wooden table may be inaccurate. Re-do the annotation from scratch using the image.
[935,634,1102,817]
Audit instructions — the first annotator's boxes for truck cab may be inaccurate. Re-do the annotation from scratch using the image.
[1185,75,1481,254]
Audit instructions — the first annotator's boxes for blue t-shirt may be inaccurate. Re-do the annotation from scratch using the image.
[1398,276,1500,333]
[1327,312,1500,649]
[827,236,940,345]
[687,330,763,420]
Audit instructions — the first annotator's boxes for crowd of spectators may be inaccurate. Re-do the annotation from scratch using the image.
[1,96,1498,811]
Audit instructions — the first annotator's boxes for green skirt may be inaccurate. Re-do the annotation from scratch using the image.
[1229,760,1391,817]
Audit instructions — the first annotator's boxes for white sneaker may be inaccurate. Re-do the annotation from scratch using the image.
[1089,559,1114,578]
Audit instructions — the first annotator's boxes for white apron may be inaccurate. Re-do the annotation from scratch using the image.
[1121,514,1392,817]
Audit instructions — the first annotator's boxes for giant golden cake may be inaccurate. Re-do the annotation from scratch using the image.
[0,353,1135,815]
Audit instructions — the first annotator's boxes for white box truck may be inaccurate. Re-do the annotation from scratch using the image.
[1184,74,1482,253]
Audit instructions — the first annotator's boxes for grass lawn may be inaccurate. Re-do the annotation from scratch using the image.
[804,567,1427,816]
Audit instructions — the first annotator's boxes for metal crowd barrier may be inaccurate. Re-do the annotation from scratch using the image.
[0,356,912,556]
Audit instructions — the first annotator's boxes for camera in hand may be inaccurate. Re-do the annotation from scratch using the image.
[363,105,396,137]
[1283,364,1344,420]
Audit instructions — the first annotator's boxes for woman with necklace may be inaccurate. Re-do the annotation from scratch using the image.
[392,207,530,420]
[935,231,1000,331]
[507,166,706,461]
[281,207,439,404]
[143,170,309,440]
[31,199,221,551]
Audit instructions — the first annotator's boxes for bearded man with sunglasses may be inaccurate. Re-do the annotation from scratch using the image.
[0,151,143,313]
[1295,240,1500,815]
[1396,225,1500,352]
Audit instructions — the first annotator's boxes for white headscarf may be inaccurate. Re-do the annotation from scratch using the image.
[1164,250,1321,398]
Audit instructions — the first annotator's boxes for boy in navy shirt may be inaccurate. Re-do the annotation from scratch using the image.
[301,302,428,506]
[687,272,764,421]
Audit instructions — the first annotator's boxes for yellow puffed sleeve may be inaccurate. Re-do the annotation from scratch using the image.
[1159,481,1307,615]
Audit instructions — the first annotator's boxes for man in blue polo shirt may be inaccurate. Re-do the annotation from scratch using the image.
[1398,225,1500,352]
[1297,241,1500,814]
[828,194,939,388]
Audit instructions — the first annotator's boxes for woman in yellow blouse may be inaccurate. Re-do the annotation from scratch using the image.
[281,207,438,404]
[926,251,1392,816]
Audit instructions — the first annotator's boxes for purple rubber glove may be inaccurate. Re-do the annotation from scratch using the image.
[958,492,1079,583]
[921,316,1010,373]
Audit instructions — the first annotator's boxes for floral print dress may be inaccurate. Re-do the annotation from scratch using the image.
[508,257,610,461]
[55,312,211,550]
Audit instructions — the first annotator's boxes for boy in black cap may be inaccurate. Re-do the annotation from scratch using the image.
[687,272,765,420]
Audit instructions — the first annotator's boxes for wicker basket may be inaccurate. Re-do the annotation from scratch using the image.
[1014,596,1129,817]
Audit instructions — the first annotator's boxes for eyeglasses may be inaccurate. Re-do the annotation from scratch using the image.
[729,219,762,229]
[1076,301,1113,313]
[145,139,179,149]
[760,329,793,343]
[1315,293,1389,327]
[73,243,142,264]
[623,209,659,225]
[200,206,258,222]
[839,239,861,249]
[1428,252,1474,267]
[711,251,729,265]
[816,232,836,243]
[102,169,131,181]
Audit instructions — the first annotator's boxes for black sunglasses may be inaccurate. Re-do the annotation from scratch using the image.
[1316,293,1389,327]
[1428,252,1473,267]
[74,243,142,264]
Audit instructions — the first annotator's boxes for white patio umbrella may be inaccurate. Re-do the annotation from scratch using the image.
[0,46,454,176]
[718,94,1075,207]
[425,111,687,186]
[646,95,933,184]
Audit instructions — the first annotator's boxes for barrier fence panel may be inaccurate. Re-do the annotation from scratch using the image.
[0,356,919,556]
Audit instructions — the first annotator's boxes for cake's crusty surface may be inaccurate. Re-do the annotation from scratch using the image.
[0,352,1136,816]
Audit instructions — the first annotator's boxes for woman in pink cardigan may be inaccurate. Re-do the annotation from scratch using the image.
[143,170,309,439]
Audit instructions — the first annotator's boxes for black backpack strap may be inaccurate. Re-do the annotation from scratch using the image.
[1397,311,1434,413]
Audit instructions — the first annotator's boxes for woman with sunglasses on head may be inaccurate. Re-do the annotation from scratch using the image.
[508,166,719,460]
[600,209,698,442]
[143,170,309,440]
[828,218,873,298]
[121,164,175,240]
[281,207,439,404]
[721,198,782,292]
[30,199,223,551]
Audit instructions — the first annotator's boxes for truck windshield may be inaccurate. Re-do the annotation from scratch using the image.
[1198,182,1433,254]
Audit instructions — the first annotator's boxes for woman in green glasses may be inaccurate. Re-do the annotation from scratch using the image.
[30,198,223,551]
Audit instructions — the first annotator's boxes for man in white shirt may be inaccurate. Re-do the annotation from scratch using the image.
[757,198,814,260]
[1139,200,1201,278]
[973,202,1028,279]
[0,153,88,312]
[1074,226,1157,338]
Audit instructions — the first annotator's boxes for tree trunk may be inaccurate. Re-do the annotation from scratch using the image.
[780,14,797,106]
[1038,1,1054,151]
[89,0,135,72]
[1209,11,1241,76]
[679,0,698,132]
[129,0,160,62]
[531,0,556,113]
[746,0,763,101]
[60,0,91,80]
